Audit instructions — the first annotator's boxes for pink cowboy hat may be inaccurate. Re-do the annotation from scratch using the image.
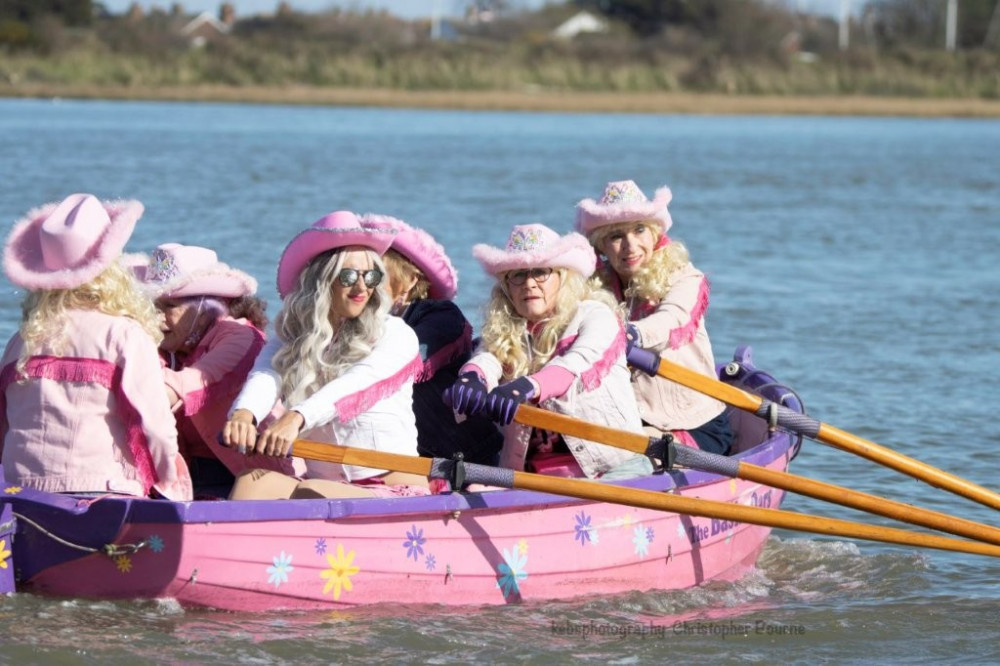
[131,243,257,300]
[4,193,143,290]
[360,213,458,300]
[574,180,673,237]
[473,223,596,279]
[277,210,396,298]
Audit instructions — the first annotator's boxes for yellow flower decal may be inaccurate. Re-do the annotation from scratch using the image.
[115,555,132,573]
[320,544,360,601]
[4,487,22,494]
[518,539,529,556]
[729,480,737,495]
[621,512,635,528]
[0,538,10,570]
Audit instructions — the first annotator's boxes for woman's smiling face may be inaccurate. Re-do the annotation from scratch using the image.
[599,222,656,282]
[505,267,561,322]
[329,248,379,324]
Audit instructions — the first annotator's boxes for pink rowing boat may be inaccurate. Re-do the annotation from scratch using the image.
[0,346,801,610]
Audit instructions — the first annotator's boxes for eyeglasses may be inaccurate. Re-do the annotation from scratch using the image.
[336,268,383,288]
[505,267,553,286]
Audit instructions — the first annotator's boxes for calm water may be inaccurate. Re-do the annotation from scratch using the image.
[1,99,998,663]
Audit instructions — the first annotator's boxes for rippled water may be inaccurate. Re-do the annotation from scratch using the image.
[1,99,998,662]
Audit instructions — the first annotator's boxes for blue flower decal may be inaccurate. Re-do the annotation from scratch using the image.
[267,551,294,588]
[496,544,528,599]
[574,510,593,546]
[403,525,426,561]
[147,535,164,553]
[632,525,650,558]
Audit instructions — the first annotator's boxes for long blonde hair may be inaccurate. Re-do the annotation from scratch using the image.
[480,268,620,379]
[588,220,691,304]
[272,248,390,406]
[17,262,162,372]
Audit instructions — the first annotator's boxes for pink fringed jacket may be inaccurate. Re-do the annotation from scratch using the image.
[468,300,645,479]
[629,262,727,432]
[0,309,180,497]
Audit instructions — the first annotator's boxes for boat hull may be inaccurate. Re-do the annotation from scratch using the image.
[2,347,801,610]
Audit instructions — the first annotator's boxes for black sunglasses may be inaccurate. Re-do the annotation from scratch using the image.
[505,267,553,286]
[336,268,383,288]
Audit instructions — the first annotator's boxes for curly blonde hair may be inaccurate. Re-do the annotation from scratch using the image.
[17,262,162,373]
[272,248,390,406]
[383,248,430,306]
[480,268,620,379]
[587,221,691,304]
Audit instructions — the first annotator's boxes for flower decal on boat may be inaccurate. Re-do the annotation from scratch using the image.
[574,510,594,546]
[646,527,655,544]
[0,538,10,570]
[315,538,327,556]
[425,554,436,572]
[496,544,528,600]
[403,525,426,561]
[147,535,164,553]
[3,486,21,495]
[518,539,528,556]
[267,551,294,588]
[320,544,360,601]
[115,555,132,573]
[632,525,650,558]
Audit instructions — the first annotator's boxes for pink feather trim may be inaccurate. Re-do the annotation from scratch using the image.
[667,277,710,350]
[416,322,473,383]
[335,354,423,422]
[1,356,159,494]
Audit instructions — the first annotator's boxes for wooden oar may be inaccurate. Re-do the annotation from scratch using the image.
[630,351,1000,511]
[512,404,1000,546]
[289,439,1000,559]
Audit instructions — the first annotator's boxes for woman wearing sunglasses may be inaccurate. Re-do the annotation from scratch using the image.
[445,224,651,481]
[222,211,428,499]
[575,180,732,456]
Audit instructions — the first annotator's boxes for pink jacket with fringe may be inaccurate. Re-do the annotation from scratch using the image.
[0,310,179,496]
[163,316,303,478]
[467,300,644,479]
[629,262,726,431]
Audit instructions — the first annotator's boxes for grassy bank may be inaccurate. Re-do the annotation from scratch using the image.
[3,82,1000,117]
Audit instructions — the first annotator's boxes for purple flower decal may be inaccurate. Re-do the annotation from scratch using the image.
[646,527,655,543]
[574,510,592,546]
[315,538,327,556]
[425,554,436,571]
[403,525,426,561]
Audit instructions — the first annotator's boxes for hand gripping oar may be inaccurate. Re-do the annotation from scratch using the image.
[512,404,1000,547]
[626,347,1000,511]
[289,439,1000,559]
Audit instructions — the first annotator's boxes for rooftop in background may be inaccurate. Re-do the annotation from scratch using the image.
[98,0,852,20]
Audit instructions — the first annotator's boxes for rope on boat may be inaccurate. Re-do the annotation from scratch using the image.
[10,510,146,557]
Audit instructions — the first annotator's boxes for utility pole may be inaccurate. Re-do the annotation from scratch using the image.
[839,0,850,51]
[945,0,958,51]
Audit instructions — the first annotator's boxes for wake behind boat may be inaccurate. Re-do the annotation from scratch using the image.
[0,347,802,611]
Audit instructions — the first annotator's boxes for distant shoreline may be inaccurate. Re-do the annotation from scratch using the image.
[3,84,1000,117]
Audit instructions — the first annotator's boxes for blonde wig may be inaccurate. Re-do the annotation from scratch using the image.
[588,220,691,304]
[272,248,390,406]
[383,248,430,307]
[17,262,162,372]
[480,268,621,380]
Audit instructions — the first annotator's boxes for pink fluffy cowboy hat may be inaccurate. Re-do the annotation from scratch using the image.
[473,223,596,279]
[574,180,673,237]
[4,193,143,291]
[131,243,257,300]
[360,213,458,300]
[277,210,396,299]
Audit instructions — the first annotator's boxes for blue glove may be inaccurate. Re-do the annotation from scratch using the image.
[444,372,489,416]
[485,376,536,426]
[625,323,641,354]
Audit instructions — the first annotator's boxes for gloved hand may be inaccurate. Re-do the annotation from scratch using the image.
[625,323,641,354]
[443,371,489,416]
[485,376,536,426]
